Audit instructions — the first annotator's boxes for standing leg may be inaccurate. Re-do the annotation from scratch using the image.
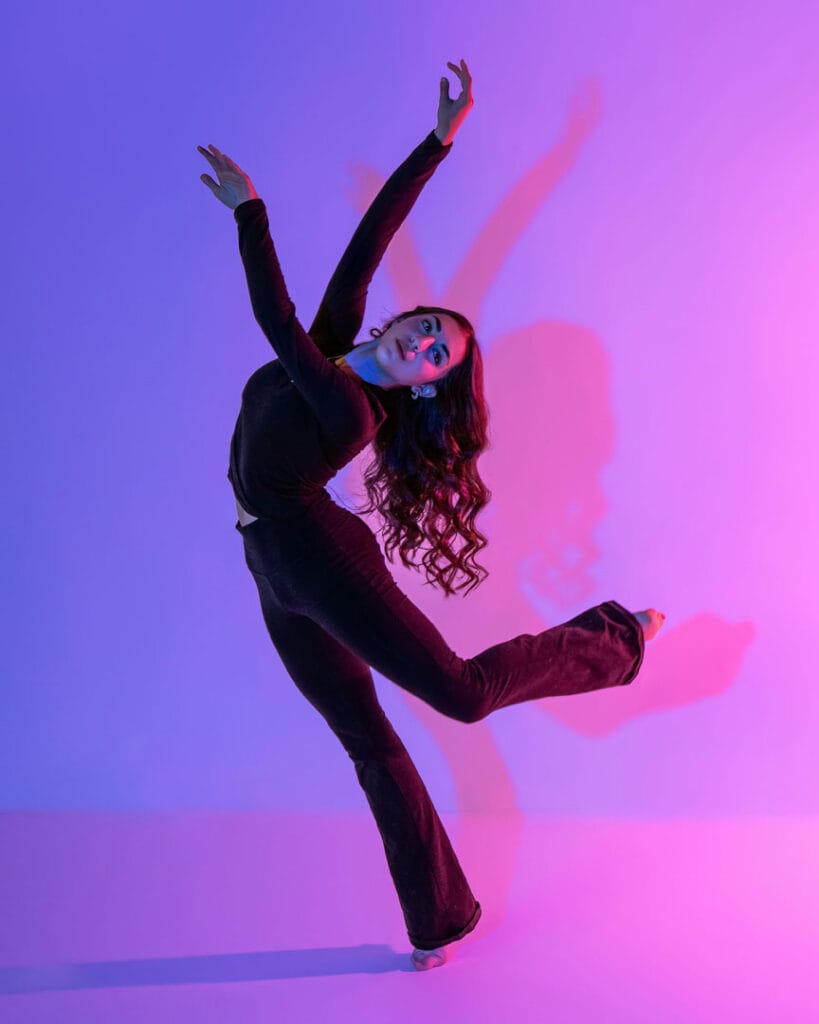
[247,569,481,952]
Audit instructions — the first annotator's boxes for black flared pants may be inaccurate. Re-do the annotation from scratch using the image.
[235,495,645,950]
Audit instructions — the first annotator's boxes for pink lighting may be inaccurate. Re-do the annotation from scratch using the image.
[4,0,819,1017]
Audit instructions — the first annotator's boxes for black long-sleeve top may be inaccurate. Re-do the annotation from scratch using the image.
[227,130,453,518]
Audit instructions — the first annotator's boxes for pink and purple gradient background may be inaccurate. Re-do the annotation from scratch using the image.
[3,0,818,1019]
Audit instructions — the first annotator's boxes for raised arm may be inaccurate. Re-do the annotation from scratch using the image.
[308,59,475,356]
[195,59,473,438]
[197,144,379,444]
[197,142,310,369]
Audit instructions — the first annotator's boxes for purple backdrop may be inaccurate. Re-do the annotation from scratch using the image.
[4,1,819,1020]
[3,1,816,817]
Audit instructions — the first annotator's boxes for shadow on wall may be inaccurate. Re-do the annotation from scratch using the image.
[333,79,754,932]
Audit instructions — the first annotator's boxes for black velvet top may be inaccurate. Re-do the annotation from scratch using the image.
[227,129,453,518]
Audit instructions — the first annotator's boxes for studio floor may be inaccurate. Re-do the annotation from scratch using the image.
[1,812,817,1023]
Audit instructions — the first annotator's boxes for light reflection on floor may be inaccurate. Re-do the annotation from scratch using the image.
[1,813,817,1022]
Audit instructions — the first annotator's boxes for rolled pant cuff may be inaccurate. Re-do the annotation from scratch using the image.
[602,599,646,685]
[409,899,482,951]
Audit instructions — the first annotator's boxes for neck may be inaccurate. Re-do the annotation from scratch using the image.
[340,340,393,389]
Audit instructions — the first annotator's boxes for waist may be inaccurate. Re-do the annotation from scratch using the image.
[233,487,337,524]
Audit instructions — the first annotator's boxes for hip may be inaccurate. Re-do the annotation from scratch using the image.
[236,494,386,579]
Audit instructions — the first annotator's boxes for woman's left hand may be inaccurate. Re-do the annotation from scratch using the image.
[435,59,474,146]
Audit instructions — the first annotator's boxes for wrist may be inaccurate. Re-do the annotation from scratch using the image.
[434,126,455,147]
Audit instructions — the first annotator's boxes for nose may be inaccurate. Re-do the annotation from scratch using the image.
[407,334,434,357]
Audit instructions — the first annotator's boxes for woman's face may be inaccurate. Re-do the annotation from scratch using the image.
[374,313,469,390]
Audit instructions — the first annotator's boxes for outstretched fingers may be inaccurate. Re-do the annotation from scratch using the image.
[198,144,247,178]
[197,145,230,196]
[445,58,473,103]
[198,144,228,169]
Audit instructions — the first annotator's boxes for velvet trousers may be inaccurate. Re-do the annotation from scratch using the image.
[235,494,645,950]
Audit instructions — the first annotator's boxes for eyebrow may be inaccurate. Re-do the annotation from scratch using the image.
[433,315,450,363]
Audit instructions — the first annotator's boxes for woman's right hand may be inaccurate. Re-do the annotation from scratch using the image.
[197,144,259,209]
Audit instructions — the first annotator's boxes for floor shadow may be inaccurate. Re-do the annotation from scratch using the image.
[0,944,412,993]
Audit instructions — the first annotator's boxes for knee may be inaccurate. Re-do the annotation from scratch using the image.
[431,669,492,724]
[437,660,492,723]
[445,695,490,725]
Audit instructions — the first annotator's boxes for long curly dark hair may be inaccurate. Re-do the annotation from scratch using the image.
[352,304,492,597]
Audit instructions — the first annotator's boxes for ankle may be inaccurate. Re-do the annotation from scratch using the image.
[411,945,449,970]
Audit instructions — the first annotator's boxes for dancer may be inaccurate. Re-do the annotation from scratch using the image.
[198,59,665,971]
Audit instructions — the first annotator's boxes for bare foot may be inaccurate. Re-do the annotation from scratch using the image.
[411,945,449,970]
[634,608,666,641]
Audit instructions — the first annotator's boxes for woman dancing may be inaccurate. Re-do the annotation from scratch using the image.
[198,59,665,971]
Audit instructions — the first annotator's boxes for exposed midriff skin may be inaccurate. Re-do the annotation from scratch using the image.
[235,495,258,527]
